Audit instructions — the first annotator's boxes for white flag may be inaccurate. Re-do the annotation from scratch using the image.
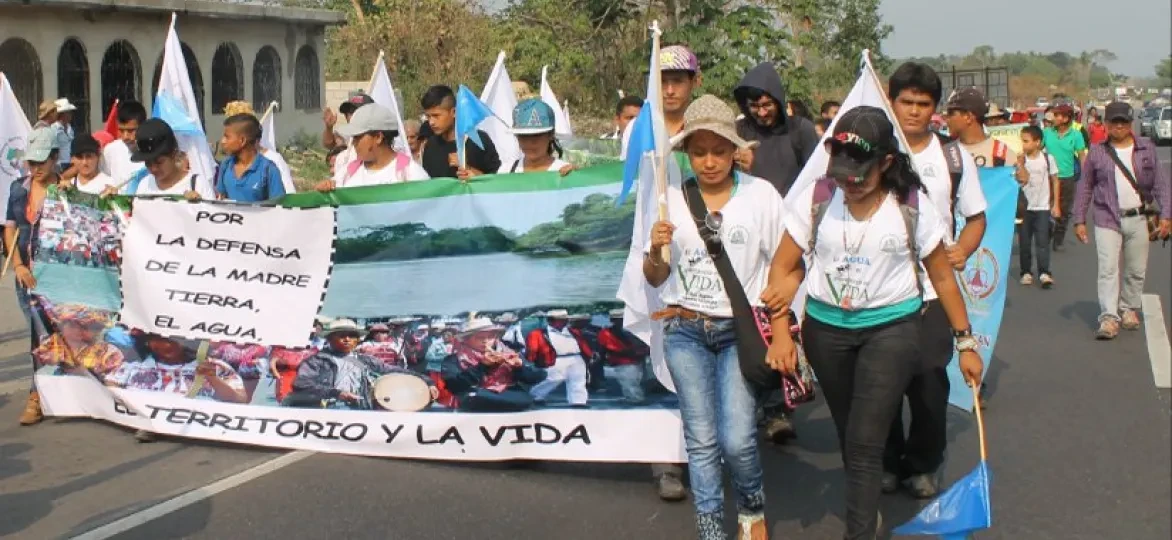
[539,66,573,138]
[259,103,277,152]
[479,51,520,169]
[155,13,216,183]
[616,22,676,393]
[0,72,32,210]
[367,53,413,157]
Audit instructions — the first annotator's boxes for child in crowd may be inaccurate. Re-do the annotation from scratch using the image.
[216,114,286,202]
[507,98,574,176]
[1017,125,1060,288]
[63,134,118,194]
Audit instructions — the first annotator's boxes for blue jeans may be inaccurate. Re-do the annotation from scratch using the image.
[663,316,764,531]
[15,284,42,391]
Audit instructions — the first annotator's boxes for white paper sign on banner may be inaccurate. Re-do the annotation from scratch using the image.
[119,200,335,346]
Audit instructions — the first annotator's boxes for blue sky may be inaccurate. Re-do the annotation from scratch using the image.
[881,0,1170,76]
[479,0,1169,76]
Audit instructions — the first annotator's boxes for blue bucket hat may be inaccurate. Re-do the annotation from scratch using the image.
[512,98,556,135]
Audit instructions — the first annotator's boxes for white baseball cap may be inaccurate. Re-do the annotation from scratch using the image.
[337,103,399,138]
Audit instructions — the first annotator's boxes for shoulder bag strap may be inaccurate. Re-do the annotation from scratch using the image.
[1102,142,1147,203]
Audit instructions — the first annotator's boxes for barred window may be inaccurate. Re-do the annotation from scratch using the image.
[101,40,141,119]
[211,43,244,114]
[252,46,281,113]
[294,45,320,111]
[57,38,90,133]
[0,38,43,122]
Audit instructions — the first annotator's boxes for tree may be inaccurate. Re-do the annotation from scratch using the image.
[1157,58,1172,84]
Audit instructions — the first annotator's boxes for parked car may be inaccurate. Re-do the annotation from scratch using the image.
[1035,97,1051,108]
[1139,107,1159,137]
[1154,107,1172,146]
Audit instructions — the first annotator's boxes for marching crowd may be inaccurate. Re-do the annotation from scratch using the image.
[6,39,1172,540]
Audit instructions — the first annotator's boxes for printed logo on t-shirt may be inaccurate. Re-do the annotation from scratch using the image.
[920,163,939,179]
[677,247,725,312]
[879,234,902,254]
[973,155,988,167]
[727,225,749,246]
[826,253,873,308]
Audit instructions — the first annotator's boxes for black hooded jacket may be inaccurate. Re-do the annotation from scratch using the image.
[733,62,819,196]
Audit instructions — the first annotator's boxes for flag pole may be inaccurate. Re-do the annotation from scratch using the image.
[649,20,669,262]
[260,101,278,124]
[971,383,987,461]
[1,236,16,278]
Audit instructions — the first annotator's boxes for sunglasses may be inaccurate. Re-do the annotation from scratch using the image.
[694,210,724,257]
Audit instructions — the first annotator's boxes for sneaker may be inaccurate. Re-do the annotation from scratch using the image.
[1039,273,1054,289]
[903,473,940,499]
[656,472,687,502]
[1121,310,1141,331]
[763,412,796,444]
[881,472,900,494]
[19,391,44,426]
[737,514,768,540]
[134,429,158,443]
[1020,273,1034,286]
[1096,318,1120,340]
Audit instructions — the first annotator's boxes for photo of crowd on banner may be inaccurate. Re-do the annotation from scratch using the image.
[31,295,675,414]
[33,193,125,269]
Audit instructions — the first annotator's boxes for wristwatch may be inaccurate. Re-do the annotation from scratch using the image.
[955,335,979,352]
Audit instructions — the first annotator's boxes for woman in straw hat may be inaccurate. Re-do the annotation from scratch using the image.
[760,106,984,539]
[642,94,785,540]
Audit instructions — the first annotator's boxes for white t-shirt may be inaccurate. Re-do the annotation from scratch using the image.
[506,158,570,173]
[331,144,359,184]
[784,184,946,310]
[262,148,296,194]
[100,140,145,190]
[134,172,217,200]
[547,327,582,356]
[341,157,430,188]
[652,174,785,318]
[1113,145,1143,210]
[74,172,118,195]
[1022,152,1058,210]
[911,137,987,301]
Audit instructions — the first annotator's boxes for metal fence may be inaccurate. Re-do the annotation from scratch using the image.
[938,66,1010,110]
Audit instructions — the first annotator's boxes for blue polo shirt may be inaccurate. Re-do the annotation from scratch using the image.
[215,153,286,202]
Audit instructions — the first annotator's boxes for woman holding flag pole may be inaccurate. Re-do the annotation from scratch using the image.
[643,94,781,540]
[761,106,984,539]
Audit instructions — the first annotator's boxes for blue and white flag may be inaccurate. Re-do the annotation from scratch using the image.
[454,85,496,168]
[154,13,215,182]
[947,167,1017,410]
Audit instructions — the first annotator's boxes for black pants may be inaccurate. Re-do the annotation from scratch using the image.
[1051,176,1077,247]
[884,301,953,478]
[1019,210,1052,276]
[802,313,921,540]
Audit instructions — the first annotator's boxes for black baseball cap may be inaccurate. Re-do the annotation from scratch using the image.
[1104,102,1134,122]
[946,87,989,119]
[339,92,375,115]
[130,118,179,163]
[71,133,101,156]
[826,106,897,184]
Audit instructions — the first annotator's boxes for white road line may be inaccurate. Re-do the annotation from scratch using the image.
[1143,294,1171,389]
[70,450,315,540]
[0,377,31,396]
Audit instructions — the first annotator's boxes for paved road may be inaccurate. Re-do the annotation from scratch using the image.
[2,148,1170,539]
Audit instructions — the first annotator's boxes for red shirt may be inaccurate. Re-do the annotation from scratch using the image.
[597,328,650,366]
[525,327,593,368]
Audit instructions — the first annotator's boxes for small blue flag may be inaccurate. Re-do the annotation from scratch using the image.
[454,84,494,164]
[893,461,992,539]
[618,101,653,206]
[152,92,202,136]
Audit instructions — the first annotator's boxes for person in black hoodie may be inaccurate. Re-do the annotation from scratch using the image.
[732,62,819,445]
[733,62,820,196]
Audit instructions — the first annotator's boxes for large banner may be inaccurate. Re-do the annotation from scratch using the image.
[947,167,1018,410]
[29,164,686,463]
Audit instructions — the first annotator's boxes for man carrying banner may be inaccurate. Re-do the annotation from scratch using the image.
[285,319,436,410]
[127,119,216,199]
[315,104,428,190]
[733,61,819,197]
[1072,102,1171,340]
[419,85,501,180]
[99,100,148,192]
[8,126,61,426]
[885,62,987,499]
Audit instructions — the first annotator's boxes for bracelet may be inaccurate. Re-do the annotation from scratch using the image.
[952,327,973,338]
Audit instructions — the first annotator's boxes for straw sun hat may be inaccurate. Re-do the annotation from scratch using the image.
[669,95,759,150]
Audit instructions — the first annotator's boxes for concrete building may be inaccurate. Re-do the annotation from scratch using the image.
[0,0,344,145]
